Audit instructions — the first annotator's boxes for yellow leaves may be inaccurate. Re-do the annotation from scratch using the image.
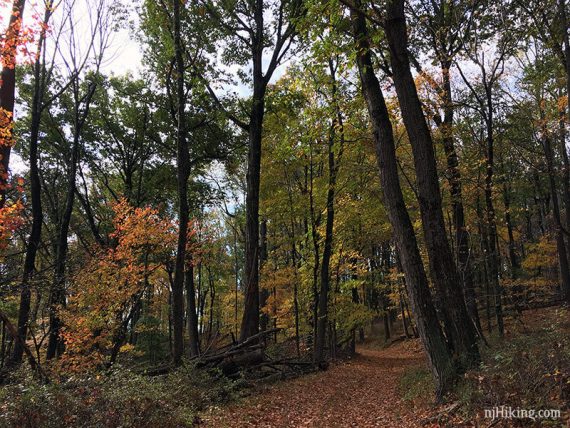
[558,95,568,113]
[522,234,557,272]
[0,199,23,253]
[119,343,135,353]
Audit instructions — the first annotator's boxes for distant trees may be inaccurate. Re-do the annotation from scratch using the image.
[0,0,569,402]
[201,0,304,341]
[350,1,455,397]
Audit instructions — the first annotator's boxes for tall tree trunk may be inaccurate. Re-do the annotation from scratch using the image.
[384,0,479,367]
[483,92,504,336]
[172,0,189,364]
[439,62,481,334]
[8,6,50,365]
[47,82,96,359]
[314,119,337,364]
[350,6,455,399]
[314,60,344,364]
[240,81,265,341]
[0,0,26,209]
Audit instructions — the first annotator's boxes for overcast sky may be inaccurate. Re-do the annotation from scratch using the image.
[2,0,143,174]
[1,0,290,176]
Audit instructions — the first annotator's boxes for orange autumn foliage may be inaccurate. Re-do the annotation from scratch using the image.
[0,197,23,252]
[59,199,176,372]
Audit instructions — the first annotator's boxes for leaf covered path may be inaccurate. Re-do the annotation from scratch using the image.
[202,340,429,427]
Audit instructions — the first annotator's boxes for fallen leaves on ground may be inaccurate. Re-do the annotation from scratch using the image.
[201,340,433,427]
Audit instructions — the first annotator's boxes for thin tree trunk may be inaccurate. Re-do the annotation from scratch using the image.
[314,60,344,364]
[439,61,481,333]
[483,112,504,336]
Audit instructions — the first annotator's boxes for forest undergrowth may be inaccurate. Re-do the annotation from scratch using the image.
[1,307,567,428]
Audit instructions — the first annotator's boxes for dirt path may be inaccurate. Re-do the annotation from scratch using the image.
[201,340,430,427]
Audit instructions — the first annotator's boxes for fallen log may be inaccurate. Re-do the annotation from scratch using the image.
[219,348,264,376]
[198,344,263,365]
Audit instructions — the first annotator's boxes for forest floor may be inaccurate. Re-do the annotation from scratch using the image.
[200,339,431,427]
[201,307,570,428]
[2,308,567,427]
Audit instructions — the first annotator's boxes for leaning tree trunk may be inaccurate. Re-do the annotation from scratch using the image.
[350,5,455,399]
[384,0,479,368]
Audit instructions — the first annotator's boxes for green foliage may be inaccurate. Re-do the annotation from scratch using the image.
[0,365,244,428]
[134,314,170,365]
[399,366,434,403]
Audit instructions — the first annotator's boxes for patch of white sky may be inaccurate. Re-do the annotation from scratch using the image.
[4,1,528,199]
[3,0,291,201]
[2,0,143,173]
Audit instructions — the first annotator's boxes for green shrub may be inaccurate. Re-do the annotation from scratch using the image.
[0,363,245,427]
[399,366,434,403]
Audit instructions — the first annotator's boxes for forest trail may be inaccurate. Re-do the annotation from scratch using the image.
[201,340,429,427]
